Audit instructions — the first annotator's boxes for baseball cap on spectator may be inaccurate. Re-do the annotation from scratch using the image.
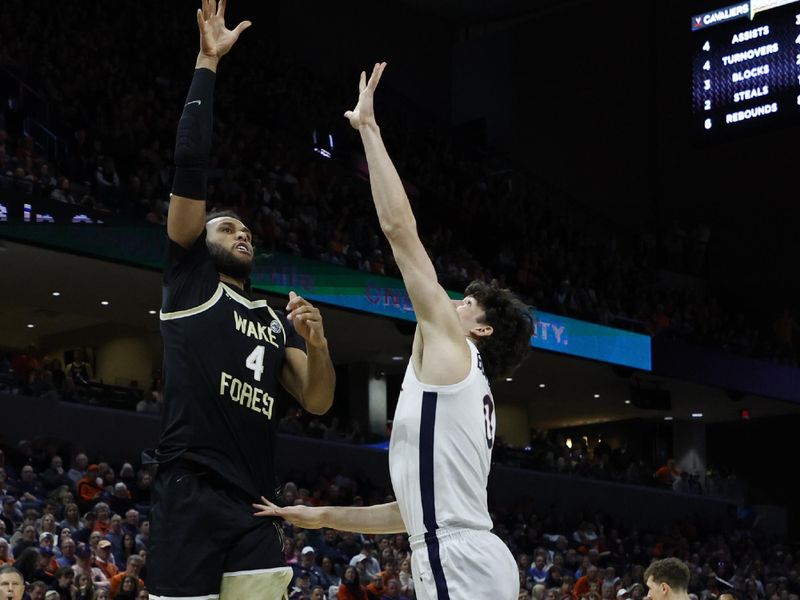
[301,546,315,555]
[40,532,54,542]
[0,538,9,548]
[349,553,369,566]
[76,543,92,558]
[617,589,629,598]
[98,540,112,549]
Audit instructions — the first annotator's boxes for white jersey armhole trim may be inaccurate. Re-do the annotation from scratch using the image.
[160,283,224,321]
[409,338,480,393]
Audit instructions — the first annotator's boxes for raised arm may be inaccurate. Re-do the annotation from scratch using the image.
[167,0,251,248]
[344,63,469,384]
[253,497,406,535]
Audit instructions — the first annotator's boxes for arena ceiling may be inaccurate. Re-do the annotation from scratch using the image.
[2,238,800,430]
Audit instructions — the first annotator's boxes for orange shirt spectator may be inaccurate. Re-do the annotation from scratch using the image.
[77,465,103,503]
[94,540,119,579]
[654,459,680,487]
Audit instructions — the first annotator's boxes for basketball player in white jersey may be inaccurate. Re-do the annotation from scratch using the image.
[254,62,533,600]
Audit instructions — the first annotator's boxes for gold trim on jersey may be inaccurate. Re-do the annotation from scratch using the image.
[159,284,225,321]
[159,282,286,344]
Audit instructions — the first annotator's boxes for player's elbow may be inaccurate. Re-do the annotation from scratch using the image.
[381,215,417,244]
[302,393,334,416]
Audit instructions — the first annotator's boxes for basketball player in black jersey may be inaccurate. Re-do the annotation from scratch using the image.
[144,2,336,598]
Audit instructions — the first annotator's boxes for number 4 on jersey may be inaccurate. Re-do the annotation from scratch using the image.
[246,345,266,382]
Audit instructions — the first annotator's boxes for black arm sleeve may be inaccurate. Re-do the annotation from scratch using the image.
[171,67,216,200]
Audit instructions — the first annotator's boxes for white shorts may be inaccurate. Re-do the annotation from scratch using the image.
[409,527,518,600]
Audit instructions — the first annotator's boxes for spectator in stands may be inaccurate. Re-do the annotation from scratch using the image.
[120,511,138,539]
[381,578,409,600]
[73,512,97,546]
[93,540,117,579]
[108,484,132,517]
[133,520,148,552]
[530,554,550,586]
[119,534,137,565]
[1,496,20,536]
[67,455,89,487]
[0,538,12,566]
[575,566,600,598]
[15,465,45,507]
[73,572,94,600]
[66,351,92,387]
[92,504,112,536]
[338,565,368,600]
[56,538,76,568]
[71,543,109,589]
[12,525,37,557]
[76,466,103,508]
[113,575,141,600]
[653,459,680,489]
[41,457,72,496]
[50,566,76,600]
[103,515,124,565]
[59,504,82,536]
[296,546,326,589]
[108,555,144,598]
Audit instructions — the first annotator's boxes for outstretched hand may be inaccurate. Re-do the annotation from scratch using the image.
[196,0,251,61]
[286,291,327,349]
[252,496,324,529]
[344,62,387,130]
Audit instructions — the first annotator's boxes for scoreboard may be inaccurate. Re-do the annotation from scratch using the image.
[691,0,800,138]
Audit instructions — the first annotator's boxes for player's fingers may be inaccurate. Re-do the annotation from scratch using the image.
[209,0,217,20]
[260,496,278,507]
[233,20,252,38]
[217,0,225,17]
[203,0,212,20]
[368,62,385,91]
[359,71,367,93]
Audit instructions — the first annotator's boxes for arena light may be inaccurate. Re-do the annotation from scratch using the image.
[391,356,404,361]
[26,323,34,328]
[565,438,573,449]
[505,377,513,382]
[148,310,157,315]
[664,416,674,421]
[51,291,61,297]
[593,393,600,398]
[101,301,109,306]
[691,412,703,418]
[539,383,546,388]
[624,399,631,404]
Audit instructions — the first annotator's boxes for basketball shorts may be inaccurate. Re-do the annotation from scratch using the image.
[409,527,518,600]
[147,458,292,599]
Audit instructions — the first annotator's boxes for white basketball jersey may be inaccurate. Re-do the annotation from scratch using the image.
[389,339,496,537]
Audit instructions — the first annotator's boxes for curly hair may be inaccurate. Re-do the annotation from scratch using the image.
[464,279,534,380]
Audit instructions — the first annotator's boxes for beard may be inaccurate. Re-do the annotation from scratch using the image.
[207,240,254,281]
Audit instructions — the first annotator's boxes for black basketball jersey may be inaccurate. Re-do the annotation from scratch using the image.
[154,231,305,500]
